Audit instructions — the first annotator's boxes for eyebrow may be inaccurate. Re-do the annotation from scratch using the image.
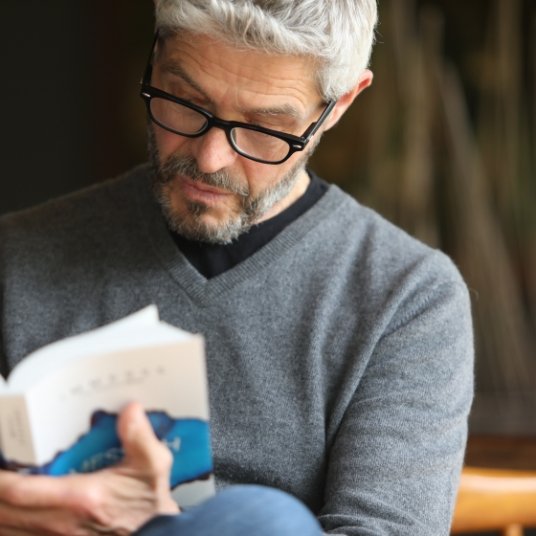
[247,104,302,121]
[160,61,211,101]
[158,60,303,122]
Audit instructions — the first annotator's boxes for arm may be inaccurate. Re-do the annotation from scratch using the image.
[0,402,179,535]
[319,278,474,535]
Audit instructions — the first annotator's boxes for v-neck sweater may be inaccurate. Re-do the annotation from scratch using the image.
[171,173,328,279]
[0,163,474,535]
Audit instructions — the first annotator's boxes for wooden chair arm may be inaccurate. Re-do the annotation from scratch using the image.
[451,466,536,534]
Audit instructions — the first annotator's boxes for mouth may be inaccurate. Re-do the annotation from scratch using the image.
[179,175,234,205]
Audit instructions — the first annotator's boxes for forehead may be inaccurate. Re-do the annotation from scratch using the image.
[157,32,321,112]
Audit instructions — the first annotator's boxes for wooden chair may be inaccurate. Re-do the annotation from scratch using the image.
[451,466,536,535]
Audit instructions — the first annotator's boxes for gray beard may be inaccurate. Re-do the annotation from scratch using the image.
[148,127,309,244]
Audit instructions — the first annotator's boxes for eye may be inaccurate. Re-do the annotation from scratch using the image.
[248,116,297,135]
[156,76,205,107]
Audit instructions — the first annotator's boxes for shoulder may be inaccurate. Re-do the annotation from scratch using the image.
[1,163,151,235]
[0,163,155,364]
[317,183,465,286]
[0,163,155,294]
[309,183,471,335]
[0,163,152,252]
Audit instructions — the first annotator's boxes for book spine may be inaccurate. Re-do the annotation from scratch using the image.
[0,395,36,466]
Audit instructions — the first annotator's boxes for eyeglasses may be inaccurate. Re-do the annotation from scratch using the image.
[139,34,336,165]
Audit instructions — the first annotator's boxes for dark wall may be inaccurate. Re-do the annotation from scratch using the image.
[2,2,90,212]
[0,0,153,214]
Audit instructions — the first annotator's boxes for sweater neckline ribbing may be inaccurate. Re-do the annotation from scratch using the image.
[134,164,348,305]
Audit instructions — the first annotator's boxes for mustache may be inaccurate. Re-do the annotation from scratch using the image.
[158,154,249,197]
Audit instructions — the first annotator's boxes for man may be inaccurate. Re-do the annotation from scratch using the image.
[0,1,474,535]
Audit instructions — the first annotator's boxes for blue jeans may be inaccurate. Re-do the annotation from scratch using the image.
[135,485,323,536]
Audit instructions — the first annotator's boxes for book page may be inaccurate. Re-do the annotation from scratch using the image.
[21,338,207,462]
[7,306,192,391]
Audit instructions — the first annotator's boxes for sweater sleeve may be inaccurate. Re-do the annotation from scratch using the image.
[318,275,474,535]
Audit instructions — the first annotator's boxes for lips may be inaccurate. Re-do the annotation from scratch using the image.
[185,178,229,195]
[179,175,233,205]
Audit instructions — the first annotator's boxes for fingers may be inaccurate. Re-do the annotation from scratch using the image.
[117,402,173,477]
[0,501,93,535]
[115,403,179,516]
[0,470,97,534]
[0,404,178,536]
[0,470,71,509]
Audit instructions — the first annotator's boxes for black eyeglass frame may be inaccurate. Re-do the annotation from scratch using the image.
[139,32,336,165]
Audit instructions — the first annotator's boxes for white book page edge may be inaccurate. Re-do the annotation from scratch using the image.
[7,306,193,391]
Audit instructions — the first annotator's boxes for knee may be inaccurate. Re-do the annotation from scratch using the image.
[212,485,322,535]
[135,485,322,536]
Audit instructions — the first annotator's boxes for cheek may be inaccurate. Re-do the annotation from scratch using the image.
[153,126,284,194]
[154,127,190,160]
[240,161,277,195]
[250,158,298,190]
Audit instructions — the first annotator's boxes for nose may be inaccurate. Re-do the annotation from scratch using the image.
[190,127,238,174]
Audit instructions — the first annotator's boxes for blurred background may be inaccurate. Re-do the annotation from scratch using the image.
[1,0,535,452]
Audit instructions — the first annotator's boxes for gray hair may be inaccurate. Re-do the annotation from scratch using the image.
[154,0,378,101]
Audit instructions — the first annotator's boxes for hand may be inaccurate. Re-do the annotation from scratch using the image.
[0,402,179,535]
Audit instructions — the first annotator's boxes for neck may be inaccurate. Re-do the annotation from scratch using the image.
[255,168,310,224]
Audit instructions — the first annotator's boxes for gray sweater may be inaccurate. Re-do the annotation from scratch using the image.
[0,164,474,535]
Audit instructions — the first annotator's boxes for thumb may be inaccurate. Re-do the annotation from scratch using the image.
[117,401,173,477]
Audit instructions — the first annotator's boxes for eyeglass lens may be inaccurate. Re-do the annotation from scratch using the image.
[149,97,291,163]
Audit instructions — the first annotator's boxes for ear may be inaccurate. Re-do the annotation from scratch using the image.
[322,69,373,131]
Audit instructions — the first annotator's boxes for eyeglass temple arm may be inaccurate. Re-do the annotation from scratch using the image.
[302,100,337,141]
[140,31,160,86]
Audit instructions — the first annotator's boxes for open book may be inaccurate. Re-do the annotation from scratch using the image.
[0,306,214,507]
